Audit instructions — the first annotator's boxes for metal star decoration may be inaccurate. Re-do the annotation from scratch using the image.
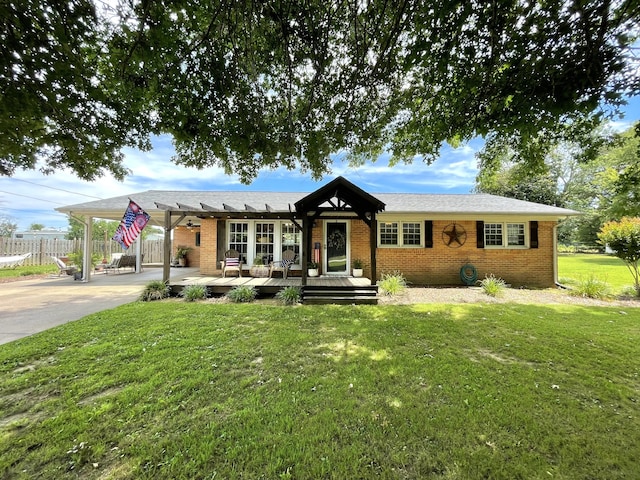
[442,223,467,247]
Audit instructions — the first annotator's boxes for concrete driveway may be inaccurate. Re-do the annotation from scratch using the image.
[0,267,197,345]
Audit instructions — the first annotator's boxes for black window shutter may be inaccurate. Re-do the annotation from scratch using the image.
[216,220,226,264]
[424,220,433,248]
[530,221,539,249]
[476,221,485,248]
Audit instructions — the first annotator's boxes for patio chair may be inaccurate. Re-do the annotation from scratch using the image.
[222,249,243,277]
[104,253,143,274]
[103,253,123,274]
[269,249,296,279]
[51,256,77,276]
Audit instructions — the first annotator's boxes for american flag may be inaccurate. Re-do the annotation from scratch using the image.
[112,200,150,249]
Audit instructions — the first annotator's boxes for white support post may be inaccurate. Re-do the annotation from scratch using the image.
[135,236,142,273]
[82,217,93,282]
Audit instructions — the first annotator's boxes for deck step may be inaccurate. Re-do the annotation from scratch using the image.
[302,285,378,305]
[303,296,379,305]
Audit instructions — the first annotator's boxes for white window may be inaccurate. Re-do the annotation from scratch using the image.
[227,220,302,263]
[484,222,527,248]
[484,223,503,246]
[255,222,275,263]
[403,222,422,246]
[281,222,301,258]
[507,223,526,246]
[379,221,422,247]
[380,222,398,245]
[229,222,249,261]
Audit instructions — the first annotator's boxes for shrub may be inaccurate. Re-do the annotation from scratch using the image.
[620,285,638,297]
[479,274,506,297]
[378,271,407,296]
[570,274,610,299]
[227,285,257,303]
[139,280,170,301]
[180,284,208,302]
[275,286,302,305]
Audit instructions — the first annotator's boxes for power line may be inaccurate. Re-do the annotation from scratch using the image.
[0,190,68,206]
[3,178,103,200]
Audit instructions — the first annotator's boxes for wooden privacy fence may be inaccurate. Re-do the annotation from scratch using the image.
[0,238,165,266]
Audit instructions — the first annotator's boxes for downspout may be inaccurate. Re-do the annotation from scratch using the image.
[553,223,558,287]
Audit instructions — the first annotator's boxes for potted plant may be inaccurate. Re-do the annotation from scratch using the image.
[307,260,319,277]
[250,256,269,277]
[352,258,364,277]
[175,245,192,267]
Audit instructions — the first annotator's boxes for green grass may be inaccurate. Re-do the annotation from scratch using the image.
[0,264,57,279]
[1,302,640,479]
[558,253,635,294]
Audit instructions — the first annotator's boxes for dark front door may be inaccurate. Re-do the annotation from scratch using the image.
[325,221,348,275]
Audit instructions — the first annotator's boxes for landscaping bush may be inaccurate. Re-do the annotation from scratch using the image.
[570,274,610,299]
[180,284,208,302]
[479,274,507,297]
[275,286,302,305]
[227,285,257,303]
[139,280,170,301]
[378,271,407,296]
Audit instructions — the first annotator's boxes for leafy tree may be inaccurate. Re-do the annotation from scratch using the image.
[0,216,18,237]
[596,126,640,219]
[0,0,141,180]
[598,217,640,296]
[29,223,45,231]
[474,122,640,246]
[2,0,639,182]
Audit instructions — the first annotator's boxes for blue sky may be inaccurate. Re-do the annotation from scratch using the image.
[1,96,639,231]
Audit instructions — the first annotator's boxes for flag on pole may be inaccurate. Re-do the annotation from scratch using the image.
[112,200,150,249]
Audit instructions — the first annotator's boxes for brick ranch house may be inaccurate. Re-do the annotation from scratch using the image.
[57,176,578,287]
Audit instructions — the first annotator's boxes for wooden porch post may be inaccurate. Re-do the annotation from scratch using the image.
[301,217,308,286]
[370,213,377,286]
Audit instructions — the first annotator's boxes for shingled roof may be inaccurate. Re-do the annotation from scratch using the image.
[56,185,578,223]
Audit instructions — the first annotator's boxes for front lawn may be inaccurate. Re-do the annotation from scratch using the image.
[558,253,636,294]
[1,302,639,479]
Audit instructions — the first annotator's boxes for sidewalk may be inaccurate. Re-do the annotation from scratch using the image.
[0,267,197,345]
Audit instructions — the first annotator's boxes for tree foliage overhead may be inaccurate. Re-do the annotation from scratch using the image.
[2,0,639,182]
[475,122,640,246]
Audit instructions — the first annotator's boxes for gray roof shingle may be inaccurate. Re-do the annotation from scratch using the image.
[56,190,579,220]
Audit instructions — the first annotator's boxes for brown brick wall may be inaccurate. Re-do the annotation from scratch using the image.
[196,218,557,287]
[200,218,217,275]
[355,219,557,288]
[172,225,201,268]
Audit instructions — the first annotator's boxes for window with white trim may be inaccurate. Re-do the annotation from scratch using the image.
[281,222,301,257]
[255,222,275,263]
[403,222,422,246]
[379,221,422,247]
[484,222,527,247]
[380,222,398,245]
[229,222,249,261]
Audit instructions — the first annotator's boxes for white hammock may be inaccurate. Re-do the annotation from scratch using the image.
[0,253,32,268]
